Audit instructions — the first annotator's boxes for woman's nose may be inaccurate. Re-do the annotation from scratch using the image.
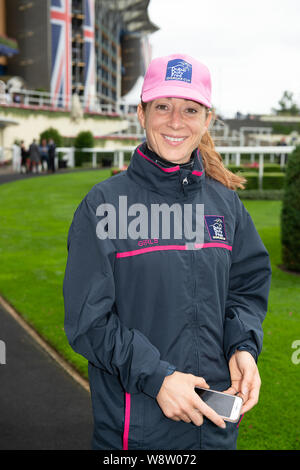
[168,109,184,129]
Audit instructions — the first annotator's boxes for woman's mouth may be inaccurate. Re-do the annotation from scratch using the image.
[163,135,186,145]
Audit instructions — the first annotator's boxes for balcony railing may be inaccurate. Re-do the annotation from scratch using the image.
[0,87,137,116]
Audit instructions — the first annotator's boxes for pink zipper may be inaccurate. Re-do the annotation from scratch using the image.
[123,393,131,450]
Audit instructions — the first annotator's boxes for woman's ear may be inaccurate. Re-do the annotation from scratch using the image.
[201,111,213,137]
[205,111,213,130]
[137,103,146,129]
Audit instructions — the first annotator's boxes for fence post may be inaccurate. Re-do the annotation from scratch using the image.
[258,153,264,191]
[118,151,124,169]
[92,151,97,168]
[113,151,118,167]
[69,147,75,167]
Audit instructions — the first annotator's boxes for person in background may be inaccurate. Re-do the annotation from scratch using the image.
[29,139,41,173]
[39,139,49,172]
[48,139,56,173]
[20,141,29,174]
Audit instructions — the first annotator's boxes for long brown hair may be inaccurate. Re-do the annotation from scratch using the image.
[140,101,246,190]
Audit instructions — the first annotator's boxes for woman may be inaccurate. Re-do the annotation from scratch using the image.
[63,54,271,450]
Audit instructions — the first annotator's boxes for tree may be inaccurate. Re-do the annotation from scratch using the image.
[281,146,300,272]
[39,127,63,147]
[273,90,300,116]
[74,130,94,167]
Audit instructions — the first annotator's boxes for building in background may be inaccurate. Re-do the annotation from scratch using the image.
[0,0,19,76]
[2,0,157,111]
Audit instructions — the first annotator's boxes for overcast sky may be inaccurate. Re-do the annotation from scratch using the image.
[128,0,300,118]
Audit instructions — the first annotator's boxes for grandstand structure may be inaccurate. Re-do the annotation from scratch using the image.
[1,0,157,113]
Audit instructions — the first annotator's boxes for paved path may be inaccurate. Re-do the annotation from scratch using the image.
[0,170,94,449]
[0,302,93,450]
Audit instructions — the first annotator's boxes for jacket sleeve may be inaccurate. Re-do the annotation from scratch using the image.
[223,192,272,362]
[63,194,174,398]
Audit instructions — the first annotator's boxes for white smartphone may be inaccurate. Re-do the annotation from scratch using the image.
[195,387,243,423]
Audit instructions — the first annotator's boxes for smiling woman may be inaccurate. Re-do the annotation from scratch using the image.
[138,57,246,191]
[137,98,211,164]
[63,53,272,451]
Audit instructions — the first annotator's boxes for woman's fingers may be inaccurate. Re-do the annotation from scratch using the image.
[181,413,192,424]
[195,398,226,429]
[190,409,203,427]
[157,372,226,428]
[241,372,261,413]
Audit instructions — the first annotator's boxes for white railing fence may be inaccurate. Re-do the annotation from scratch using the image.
[59,145,295,191]
[217,145,295,190]
[2,145,296,192]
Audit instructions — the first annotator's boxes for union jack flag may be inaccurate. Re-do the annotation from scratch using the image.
[50,0,72,109]
[83,0,96,111]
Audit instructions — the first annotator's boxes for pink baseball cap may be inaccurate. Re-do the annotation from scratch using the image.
[141,53,212,108]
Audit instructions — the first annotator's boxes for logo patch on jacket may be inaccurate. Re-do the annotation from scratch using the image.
[205,215,227,241]
[165,59,192,83]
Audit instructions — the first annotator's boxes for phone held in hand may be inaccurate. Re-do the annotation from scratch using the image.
[195,387,243,423]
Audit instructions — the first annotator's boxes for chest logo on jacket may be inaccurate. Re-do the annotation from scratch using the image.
[205,215,227,241]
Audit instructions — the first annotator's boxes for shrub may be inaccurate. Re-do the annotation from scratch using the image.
[226,163,284,174]
[39,127,63,147]
[237,190,283,200]
[226,165,248,174]
[262,173,285,190]
[242,172,285,190]
[263,164,284,173]
[281,146,300,272]
[242,172,258,190]
[74,130,94,167]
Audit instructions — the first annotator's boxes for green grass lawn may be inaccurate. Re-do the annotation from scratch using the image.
[0,171,299,450]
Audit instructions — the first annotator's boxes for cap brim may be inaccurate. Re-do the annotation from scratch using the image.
[141,85,211,108]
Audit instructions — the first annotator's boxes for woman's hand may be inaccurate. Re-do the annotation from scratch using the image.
[156,371,226,428]
[223,350,261,414]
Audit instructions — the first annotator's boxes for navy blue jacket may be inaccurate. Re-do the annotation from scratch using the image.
[63,144,271,450]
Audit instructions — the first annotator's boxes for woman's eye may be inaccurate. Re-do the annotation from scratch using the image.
[185,108,197,114]
[156,104,169,111]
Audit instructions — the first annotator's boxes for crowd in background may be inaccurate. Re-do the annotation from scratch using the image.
[20,138,56,174]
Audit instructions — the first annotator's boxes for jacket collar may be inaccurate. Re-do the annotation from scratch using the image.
[127,143,206,199]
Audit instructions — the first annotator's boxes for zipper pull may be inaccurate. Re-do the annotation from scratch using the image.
[182,176,188,195]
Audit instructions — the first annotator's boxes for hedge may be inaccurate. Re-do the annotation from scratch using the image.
[243,172,285,190]
[74,131,94,167]
[281,146,300,272]
[237,190,283,200]
[226,164,283,174]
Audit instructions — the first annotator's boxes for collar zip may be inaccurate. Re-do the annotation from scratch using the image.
[181,175,189,196]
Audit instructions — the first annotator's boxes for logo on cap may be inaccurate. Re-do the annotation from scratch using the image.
[165,59,192,83]
[205,216,227,241]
